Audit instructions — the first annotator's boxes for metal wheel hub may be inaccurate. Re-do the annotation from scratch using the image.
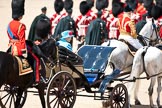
[114,94,123,103]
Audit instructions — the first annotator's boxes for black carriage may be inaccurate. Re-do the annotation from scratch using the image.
[0,44,128,108]
[46,45,128,108]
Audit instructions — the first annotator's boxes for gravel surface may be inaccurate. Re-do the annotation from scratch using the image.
[0,0,161,108]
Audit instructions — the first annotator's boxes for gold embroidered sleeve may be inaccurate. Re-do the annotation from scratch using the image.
[129,20,137,38]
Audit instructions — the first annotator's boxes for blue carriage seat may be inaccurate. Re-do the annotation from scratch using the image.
[77,45,115,84]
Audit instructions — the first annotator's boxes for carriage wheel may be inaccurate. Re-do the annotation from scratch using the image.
[0,84,27,108]
[46,71,77,108]
[110,84,128,108]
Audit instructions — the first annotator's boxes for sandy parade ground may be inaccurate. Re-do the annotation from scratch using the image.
[0,0,162,108]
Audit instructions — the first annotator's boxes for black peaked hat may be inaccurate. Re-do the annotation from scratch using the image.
[41,6,47,11]
[64,0,73,13]
[96,0,109,11]
[36,19,51,39]
[80,1,90,15]
[54,0,64,14]
[11,0,25,19]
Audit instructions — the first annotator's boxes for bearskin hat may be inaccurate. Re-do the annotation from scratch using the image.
[143,0,154,17]
[112,2,124,17]
[86,0,94,9]
[125,0,137,11]
[151,5,161,20]
[64,0,73,13]
[112,0,121,4]
[54,0,64,14]
[80,1,90,15]
[143,0,153,11]
[138,0,143,4]
[96,0,109,11]
[156,0,162,9]
[11,0,25,19]
[124,4,133,12]
[36,19,51,39]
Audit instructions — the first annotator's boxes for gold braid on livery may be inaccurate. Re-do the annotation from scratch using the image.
[129,20,137,38]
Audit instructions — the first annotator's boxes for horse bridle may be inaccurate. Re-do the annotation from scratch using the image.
[148,19,160,46]
[39,38,58,69]
[139,19,160,46]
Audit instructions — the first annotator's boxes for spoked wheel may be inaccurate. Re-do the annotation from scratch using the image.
[0,84,27,108]
[46,71,77,108]
[110,84,128,108]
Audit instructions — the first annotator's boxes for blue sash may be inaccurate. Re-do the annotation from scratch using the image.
[7,25,18,39]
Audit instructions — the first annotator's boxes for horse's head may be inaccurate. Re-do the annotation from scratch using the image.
[138,19,160,46]
[39,38,57,67]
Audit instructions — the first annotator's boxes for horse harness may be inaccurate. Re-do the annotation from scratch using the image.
[142,46,162,80]
[148,19,160,46]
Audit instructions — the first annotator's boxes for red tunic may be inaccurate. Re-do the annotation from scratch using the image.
[117,12,137,38]
[7,20,26,56]
[136,3,147,20]
[157,16,162,38]
[75,15,92,37]
[86,9,97,21]
[50,13,64,34]
[108,17,120,39]
[101,9,109,22]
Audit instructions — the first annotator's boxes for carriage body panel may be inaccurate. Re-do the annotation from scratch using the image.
[76,45,116,84]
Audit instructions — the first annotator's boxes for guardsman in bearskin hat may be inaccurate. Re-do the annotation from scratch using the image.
[7,0,27,57]
[53,0,76,47]
[75,1,91,48]
[61,0,73,18]
[96,0,109,22]
[8,0,41,82]
[50,0,64,34]
[86,0,97,20]
[107,0,124,39]
[125,0,146,22]
[28,6,50,43]
[85,10,108,45]
[117,4,143,49]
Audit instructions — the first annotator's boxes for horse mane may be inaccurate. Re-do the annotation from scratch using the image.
[39,38,57,63]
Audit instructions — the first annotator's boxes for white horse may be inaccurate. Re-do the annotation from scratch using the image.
[139,17,160,46]
[103,18,160,73]
[127,46,162,108]
[102,39,133,73]
[101,18,160,107]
